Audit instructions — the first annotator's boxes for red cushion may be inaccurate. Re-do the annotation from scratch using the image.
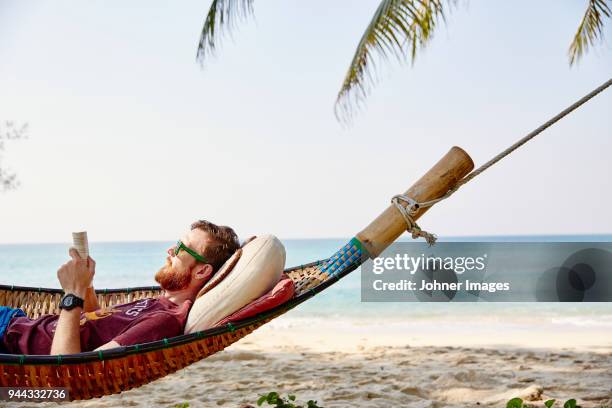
[214,274,295,326]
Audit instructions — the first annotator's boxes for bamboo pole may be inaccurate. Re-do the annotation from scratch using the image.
[356,146,474,257]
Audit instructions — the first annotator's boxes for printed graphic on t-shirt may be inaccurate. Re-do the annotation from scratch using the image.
[78,299,151,325]
[79,309,121,325]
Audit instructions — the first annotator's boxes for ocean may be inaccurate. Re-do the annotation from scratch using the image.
[1,236,612,329]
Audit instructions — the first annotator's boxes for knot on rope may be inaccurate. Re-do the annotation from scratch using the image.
[391,194,437,246]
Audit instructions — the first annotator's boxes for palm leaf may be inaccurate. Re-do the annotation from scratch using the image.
[196,0,254,65]
[335,0,452,122]
[569,0,611,65]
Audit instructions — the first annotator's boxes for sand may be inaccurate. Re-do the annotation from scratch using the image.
[13,316,611,408]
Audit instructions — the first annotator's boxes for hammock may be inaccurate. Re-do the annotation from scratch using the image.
[0,78,610,401]
[0,259,343,400]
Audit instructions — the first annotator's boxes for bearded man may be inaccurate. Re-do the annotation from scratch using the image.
[0,220,240,355]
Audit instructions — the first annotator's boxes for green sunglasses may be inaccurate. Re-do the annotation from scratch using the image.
[174,240,208,263]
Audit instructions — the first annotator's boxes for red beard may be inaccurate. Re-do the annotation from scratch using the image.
[155,260,192,291]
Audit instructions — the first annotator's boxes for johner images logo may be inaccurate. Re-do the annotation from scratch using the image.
[361,243,612,302]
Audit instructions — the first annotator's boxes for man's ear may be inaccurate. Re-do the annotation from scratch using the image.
[193,263,214,283]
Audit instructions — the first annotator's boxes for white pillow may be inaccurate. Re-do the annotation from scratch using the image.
[185,234,286,333]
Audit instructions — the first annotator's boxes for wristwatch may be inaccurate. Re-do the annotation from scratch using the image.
[59,293,84,311]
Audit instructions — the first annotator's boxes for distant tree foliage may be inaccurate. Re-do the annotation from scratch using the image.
[0,121,28,192]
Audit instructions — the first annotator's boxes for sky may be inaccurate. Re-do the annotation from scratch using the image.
[0,0,610,244]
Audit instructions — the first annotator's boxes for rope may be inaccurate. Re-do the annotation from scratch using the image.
[391,195,437,245]
[394,78,612,244]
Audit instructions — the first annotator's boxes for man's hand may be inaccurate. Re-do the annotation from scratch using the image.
[50,248,97,355]
[57,248,95,299]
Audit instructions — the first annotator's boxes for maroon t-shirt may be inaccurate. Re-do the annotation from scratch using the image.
[2,297,192,355]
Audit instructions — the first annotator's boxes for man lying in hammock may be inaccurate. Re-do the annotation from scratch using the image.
[0,220,240,355]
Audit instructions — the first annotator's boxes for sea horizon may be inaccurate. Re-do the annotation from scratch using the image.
[1,235,611,330]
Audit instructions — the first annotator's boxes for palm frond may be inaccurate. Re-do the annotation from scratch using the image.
[196,0,254,66]
[334,0,452,123]
[569,0,611,65]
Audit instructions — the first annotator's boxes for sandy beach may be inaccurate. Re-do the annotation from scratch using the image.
[12,315,610,408]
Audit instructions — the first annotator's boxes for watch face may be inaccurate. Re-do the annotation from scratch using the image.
[60,294,82,309]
